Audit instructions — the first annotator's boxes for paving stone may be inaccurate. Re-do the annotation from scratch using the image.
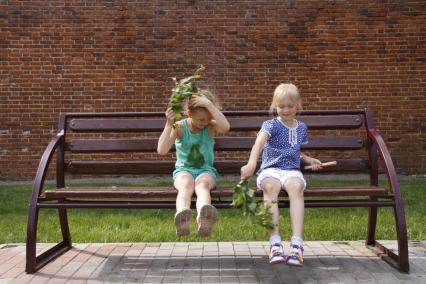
[156,249,173,257]
[187,249,203,257]
[162,275,183,283]
[142,275,163,283]
[181,275,202,283]
[200,269,220,277]
[219,275,240,283]
[200,275,221,283]
[188,243,203,249]
[239,275,259,283]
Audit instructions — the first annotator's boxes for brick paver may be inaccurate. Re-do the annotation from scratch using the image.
[0,241,424,283]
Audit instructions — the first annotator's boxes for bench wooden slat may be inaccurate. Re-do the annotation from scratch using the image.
[67,115,363,132]
[43,186,388,199]
[65,136,365,153]
[37,199,395,209]
[66,159,369,175]
[301,115,363,129]
[222,116,363,131]
[215,137,365,151]
[66,139,158,153]
[68,118,164,132]
[67,160,175,174]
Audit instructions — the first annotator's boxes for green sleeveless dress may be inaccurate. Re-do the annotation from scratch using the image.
[173,119,219,180]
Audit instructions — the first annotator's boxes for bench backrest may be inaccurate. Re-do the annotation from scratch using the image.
[57,109,377,185]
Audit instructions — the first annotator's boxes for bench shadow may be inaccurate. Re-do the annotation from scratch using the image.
[87,254,420,283]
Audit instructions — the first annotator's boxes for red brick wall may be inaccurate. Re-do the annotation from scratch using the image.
[1,1,425,180]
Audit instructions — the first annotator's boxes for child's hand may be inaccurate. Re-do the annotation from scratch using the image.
[189,95,212,108]
[165,108,175,126]
[241,164,256,180]
[309,158,323,171]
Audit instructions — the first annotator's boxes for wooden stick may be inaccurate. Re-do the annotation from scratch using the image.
[304,161,337,170]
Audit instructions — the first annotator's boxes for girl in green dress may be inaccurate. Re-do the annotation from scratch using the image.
[157,90,230,237]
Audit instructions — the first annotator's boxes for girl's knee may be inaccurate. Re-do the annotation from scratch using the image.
[196,180,213,190]
[261,178,281,196]
[195,173,216,190]
[284,177,305,196]
[174,172,195,189]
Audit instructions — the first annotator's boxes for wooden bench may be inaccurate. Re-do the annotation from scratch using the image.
[26,109,409,273]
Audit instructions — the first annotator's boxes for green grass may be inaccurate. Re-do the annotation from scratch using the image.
[0,179,425,243]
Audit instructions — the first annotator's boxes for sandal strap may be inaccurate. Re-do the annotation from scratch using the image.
[288,244,304,261]
[290,244,304,250]
[270,243,284,258]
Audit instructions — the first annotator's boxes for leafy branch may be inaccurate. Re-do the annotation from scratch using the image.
[169,65,205,126]
[231,179,275,230]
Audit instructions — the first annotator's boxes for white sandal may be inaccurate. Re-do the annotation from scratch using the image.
[269,243,287,264]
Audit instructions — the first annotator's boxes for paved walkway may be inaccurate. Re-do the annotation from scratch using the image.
[0,241,425,283]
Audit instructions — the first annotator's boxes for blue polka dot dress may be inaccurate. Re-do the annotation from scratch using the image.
[258,118,308,173]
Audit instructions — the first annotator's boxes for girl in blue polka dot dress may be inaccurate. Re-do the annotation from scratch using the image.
[241,83,323,267]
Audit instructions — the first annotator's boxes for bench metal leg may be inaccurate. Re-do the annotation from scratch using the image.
[26,205,39,273]
[366,206,377,245]
[365,205,409,273]
[392,204,409,272]
[26,206,72,273]
[59,208,72,245]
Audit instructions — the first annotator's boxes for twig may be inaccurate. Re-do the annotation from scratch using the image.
[304,161,337,170]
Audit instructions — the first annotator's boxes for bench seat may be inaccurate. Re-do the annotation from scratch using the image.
[43,186,388,199]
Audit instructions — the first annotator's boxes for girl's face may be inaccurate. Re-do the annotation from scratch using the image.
[188,108,212,130]
[276,96,300,122]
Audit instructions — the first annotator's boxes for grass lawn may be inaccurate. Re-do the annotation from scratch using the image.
[0,178,424,243]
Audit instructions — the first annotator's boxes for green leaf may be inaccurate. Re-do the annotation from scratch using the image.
[247,189,255,198]
[195,64,205,73]
[231,179,274,230]
[168,65,206,123]
[248,202,257,212]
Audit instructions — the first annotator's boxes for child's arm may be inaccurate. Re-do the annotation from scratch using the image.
[190,96,230,134]
[300,153,322,171]
[157,108,179,155]
[240,132,269,179]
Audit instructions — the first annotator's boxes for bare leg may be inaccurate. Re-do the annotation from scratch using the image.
[261,177,282,237]
[173,172,195,236]
[194,173,216,211]
[283,177,305,237]
[195,173,217,237]
[173,172,195,212]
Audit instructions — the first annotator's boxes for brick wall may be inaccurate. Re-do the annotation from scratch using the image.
[1,1,425,180]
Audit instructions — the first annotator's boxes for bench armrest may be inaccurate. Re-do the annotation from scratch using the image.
[367,129,401,196]
[30,132,64,200]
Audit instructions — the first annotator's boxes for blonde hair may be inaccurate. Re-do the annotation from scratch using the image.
[269,83,301,114]
[187,89,221,112]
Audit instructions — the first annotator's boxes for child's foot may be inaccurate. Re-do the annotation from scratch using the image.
[269,243,286,264]
[196,204,218,237]
[174,208,192,236]
[286,244,304,267]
